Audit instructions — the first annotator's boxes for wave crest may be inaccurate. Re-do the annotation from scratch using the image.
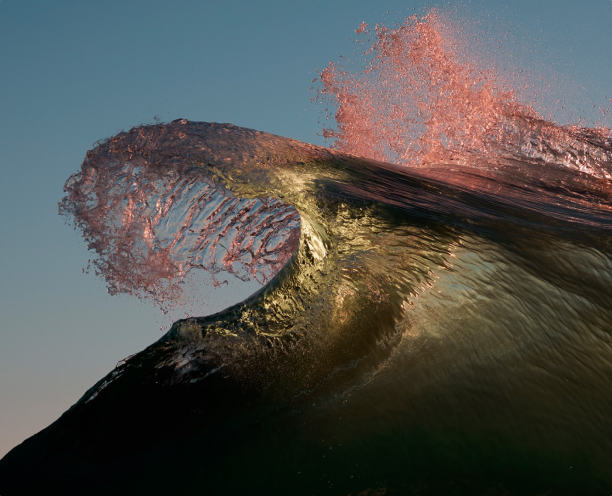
[316,9,612,178]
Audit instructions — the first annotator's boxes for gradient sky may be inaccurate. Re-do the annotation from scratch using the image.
[1,0,611,458]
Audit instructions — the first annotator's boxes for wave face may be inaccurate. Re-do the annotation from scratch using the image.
[2,11,612,496]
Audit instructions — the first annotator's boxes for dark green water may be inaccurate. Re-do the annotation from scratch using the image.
[1,121,611,495]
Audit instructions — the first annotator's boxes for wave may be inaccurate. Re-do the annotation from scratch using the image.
[1,118,610,494]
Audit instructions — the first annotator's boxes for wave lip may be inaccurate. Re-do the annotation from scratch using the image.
[59,121,305,313]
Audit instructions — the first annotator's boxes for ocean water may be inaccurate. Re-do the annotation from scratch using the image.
[2,10,612,496]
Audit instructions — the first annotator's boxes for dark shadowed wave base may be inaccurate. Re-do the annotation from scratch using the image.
[2,121,612,495]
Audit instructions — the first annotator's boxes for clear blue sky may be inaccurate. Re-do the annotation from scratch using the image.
[1,0,610,458]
